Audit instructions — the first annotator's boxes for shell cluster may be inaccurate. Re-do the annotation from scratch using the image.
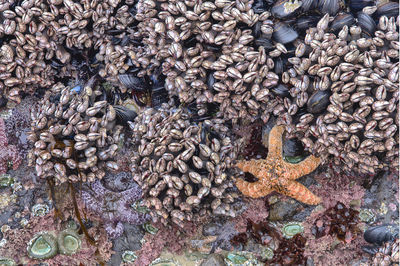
[133,0,305,123]
[281,13,399,174]
[0,0,139,104]
[129,101,242,227]
[27,82,124,184]
[369,238,399,266]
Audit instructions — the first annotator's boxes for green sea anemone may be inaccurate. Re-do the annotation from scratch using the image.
[57,229,81,255]
[122,250,137,263]
[281,222,304,238]
[27,232,58,260]
[143,222,158,235]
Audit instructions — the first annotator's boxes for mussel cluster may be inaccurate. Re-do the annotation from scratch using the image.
[129,102,242,227]
[0,0,140,104]
[279,13,399,174]
[27,82,132,184]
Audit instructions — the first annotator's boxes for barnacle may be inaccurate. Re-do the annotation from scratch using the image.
[130,102,242,227]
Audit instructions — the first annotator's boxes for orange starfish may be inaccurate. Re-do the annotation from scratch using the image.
[235,124,321,205]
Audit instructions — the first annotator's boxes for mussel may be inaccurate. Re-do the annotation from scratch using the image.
[357,12,376,35]
[376,2,399,18]
[364,224,399,246]
[349,0,374,13]
[118,74,148,91]
[254,36,274,50]
[271,0,302,19]
[318,0,341,16]
[331,13,355,32]
[295,15,321,32]
[273,23,299,44]
[307,90,331,114]
[271,84,290,97]
[114,105,139,124]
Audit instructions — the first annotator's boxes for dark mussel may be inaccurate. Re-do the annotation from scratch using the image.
[364,224,399,246]
[0,96,7,108]
[252,21,262,39]
[357,12,376,35]
[318,0,341,16]
[274,56,288,74]
[331,13,355,32]
[271,0,302,19]
[118,74,148,91]
[273,23,299,44]
[207,72,216,90]
[114,105,138,125]
[301,0,318,12]
[295,15,321,32]
[376,2,399,18]
[252,0,270,14]
[283,137,308,157]
[254,36,274,50]
[349,0,374,13]
[307,90,331,114]
[271,84,290,97]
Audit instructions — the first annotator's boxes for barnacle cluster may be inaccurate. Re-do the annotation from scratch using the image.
[0,0,139,104]
[27,82,125,184]
[129,102,242,226]
[281,11,399,174]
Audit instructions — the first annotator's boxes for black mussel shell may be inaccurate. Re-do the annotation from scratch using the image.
[364,224,399,246]
[271,0,302,19]
[357,12,376,35]
[151,87,168,108]
[273,23,299,44]
[252,21,262,39]
[295,15,321,32]
[302,0,318,11]
[349,0,374,13]
[307,90,331,114]
[207,72,216,90]
[331,13,355,32]
[254,36,274,50]
[118,74,148,91]
[0,96,7,108]
[271,84,290,97]
[376,2,399,18]
[318,0,340,16]
[274,56,287,74]
[283,138,307,157]
[252,0,270,14]
[114,105,138,124]
[361,245,379,255]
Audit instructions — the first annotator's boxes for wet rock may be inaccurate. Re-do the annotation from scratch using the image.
[203,223,222,236]
[102,171,135,192]
[200,254,227,266]
[268,200,303,221]
[362,171,398,223]
[109,224,145,266]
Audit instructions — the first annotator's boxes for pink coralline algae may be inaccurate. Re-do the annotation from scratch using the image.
[0,117,21,174]
[135,221,197,266]
[81,175,150,239]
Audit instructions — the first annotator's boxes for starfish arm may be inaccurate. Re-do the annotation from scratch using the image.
[279,180,321,205]
[282,155,321,180]
[236,178,272,198]
[235,159,265,177]
[266,125,285,159]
